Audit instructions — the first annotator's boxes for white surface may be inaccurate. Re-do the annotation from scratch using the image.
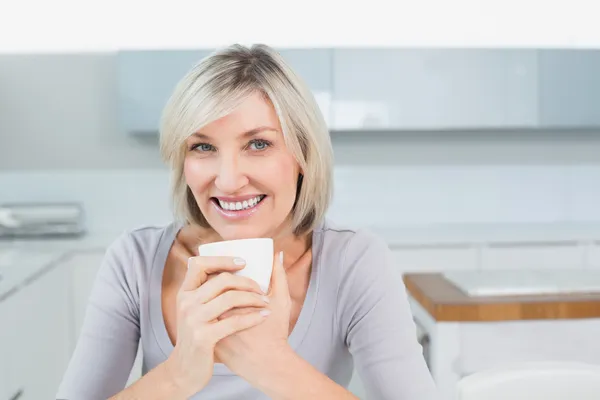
[408,295,600,400]
[456,362,600,400]
[443,269,600,296]
[199,238,274,293]
[3,264,71,400]
[0,248,64,299]
[331,49,537,130]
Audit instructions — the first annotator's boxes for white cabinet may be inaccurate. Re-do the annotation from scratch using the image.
[3,265,71,400]
[117,48,333,134]
[331,49,538,131]
[0,300,14,400]
[117,50,212,134]
[538,49,600,128]
[275,49,333,125]
[587,241,600,269]
[480,241,585,270]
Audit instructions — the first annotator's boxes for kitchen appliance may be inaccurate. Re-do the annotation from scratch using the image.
[0,202,86,238]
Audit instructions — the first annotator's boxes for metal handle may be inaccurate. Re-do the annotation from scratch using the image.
[9,388,23,400]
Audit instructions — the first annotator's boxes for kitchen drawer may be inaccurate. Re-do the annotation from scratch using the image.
[480,241,585,270]
[390,244,479,274]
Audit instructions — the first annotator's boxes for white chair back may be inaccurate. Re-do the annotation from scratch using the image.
[456,361,600,400]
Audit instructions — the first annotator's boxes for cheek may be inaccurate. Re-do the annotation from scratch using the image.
[183,158,210,188]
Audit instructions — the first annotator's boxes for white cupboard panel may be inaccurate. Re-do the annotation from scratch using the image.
[332,49,538,130]
[4,265,71,400]
[480,241,584,270]
[390,245,479,274]
[587,242,600,269]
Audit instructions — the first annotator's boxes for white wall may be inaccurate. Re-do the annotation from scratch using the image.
[2,53,600,236]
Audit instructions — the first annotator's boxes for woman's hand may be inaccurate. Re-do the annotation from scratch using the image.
[214,252,294,381]
[164,256,271,397]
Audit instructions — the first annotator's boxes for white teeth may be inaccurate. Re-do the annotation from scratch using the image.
[218,196,264,211]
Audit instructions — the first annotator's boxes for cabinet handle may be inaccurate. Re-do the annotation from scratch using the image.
[9,388,23,400]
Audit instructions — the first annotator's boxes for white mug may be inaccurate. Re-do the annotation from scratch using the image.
[198,238,274,293]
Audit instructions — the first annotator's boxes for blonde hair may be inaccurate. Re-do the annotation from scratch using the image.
[159,44,334,236]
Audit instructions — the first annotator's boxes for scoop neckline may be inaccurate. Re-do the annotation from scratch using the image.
[148,222,324,376]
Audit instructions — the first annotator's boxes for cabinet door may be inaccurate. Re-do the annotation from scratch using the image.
[275,49,333,125]
[538,49,600,128]
[0,300,12,400]
[117,50,212,134]
[4,265,71,400]
[332,49,538,130]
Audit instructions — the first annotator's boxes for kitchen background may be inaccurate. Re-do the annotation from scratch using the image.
[2,47,600,399]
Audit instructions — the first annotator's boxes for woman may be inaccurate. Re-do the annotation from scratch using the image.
[57,44,439,399]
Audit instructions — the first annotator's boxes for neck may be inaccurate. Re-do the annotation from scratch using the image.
[273,231,312,269]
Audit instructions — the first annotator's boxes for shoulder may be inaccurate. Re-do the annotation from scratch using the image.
[315,218,391,271]
[99,221,181,282]
[106,222,180,258]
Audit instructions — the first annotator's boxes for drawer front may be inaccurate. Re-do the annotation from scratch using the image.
[390,244,479,274]
[481,241,585,270]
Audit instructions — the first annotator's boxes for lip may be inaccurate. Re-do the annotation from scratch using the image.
[211,195,267,221]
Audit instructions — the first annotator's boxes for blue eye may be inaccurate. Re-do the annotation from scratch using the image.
[248,139,271,151]
[192,143,215,152]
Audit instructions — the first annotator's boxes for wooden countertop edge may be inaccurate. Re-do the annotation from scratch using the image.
[403,274,600,322]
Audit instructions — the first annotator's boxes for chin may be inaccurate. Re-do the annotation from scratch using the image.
[212,224,271,241]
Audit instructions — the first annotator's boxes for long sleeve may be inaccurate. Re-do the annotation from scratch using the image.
[336,229,440,400]
[56,232,141,400]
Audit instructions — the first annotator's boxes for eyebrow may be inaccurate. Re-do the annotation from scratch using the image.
[191,126,278,140]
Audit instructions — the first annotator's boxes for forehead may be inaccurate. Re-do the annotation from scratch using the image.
[198,92,282,138]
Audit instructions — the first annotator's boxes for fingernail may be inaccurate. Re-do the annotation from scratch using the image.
[279,251,284,265]
[260,309,271,317]
[233,258,246,265]
[187,257,193,269]
[262,296,270,303]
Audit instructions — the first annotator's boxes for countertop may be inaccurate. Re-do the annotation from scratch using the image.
[404,271,600,322]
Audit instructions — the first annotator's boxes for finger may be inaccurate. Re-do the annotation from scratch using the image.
[210,310,271,341]
[201,291,269,321]
[180,256,246,292]
[196,272,264,302]
[218,307,262,320]
[268,251,288,297]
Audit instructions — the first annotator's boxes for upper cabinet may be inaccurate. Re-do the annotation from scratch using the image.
[116,47,600,134]
[331,49,538,130]
[538,49,600,128]
[117,50,212,134]
[116,48,332,134]
[274,49,333,125]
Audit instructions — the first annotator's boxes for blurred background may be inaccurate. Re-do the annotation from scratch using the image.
[2,4,600,399]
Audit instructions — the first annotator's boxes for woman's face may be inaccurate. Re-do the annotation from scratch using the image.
[184,92,301,241]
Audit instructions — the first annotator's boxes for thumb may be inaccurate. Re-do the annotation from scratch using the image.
[269,251,288,297]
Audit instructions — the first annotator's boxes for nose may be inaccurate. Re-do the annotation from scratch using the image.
[214,155,249,194]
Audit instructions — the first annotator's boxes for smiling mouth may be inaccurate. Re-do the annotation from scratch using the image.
[211,195,267,211]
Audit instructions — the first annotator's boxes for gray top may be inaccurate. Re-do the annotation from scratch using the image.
[57,218,439,399]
